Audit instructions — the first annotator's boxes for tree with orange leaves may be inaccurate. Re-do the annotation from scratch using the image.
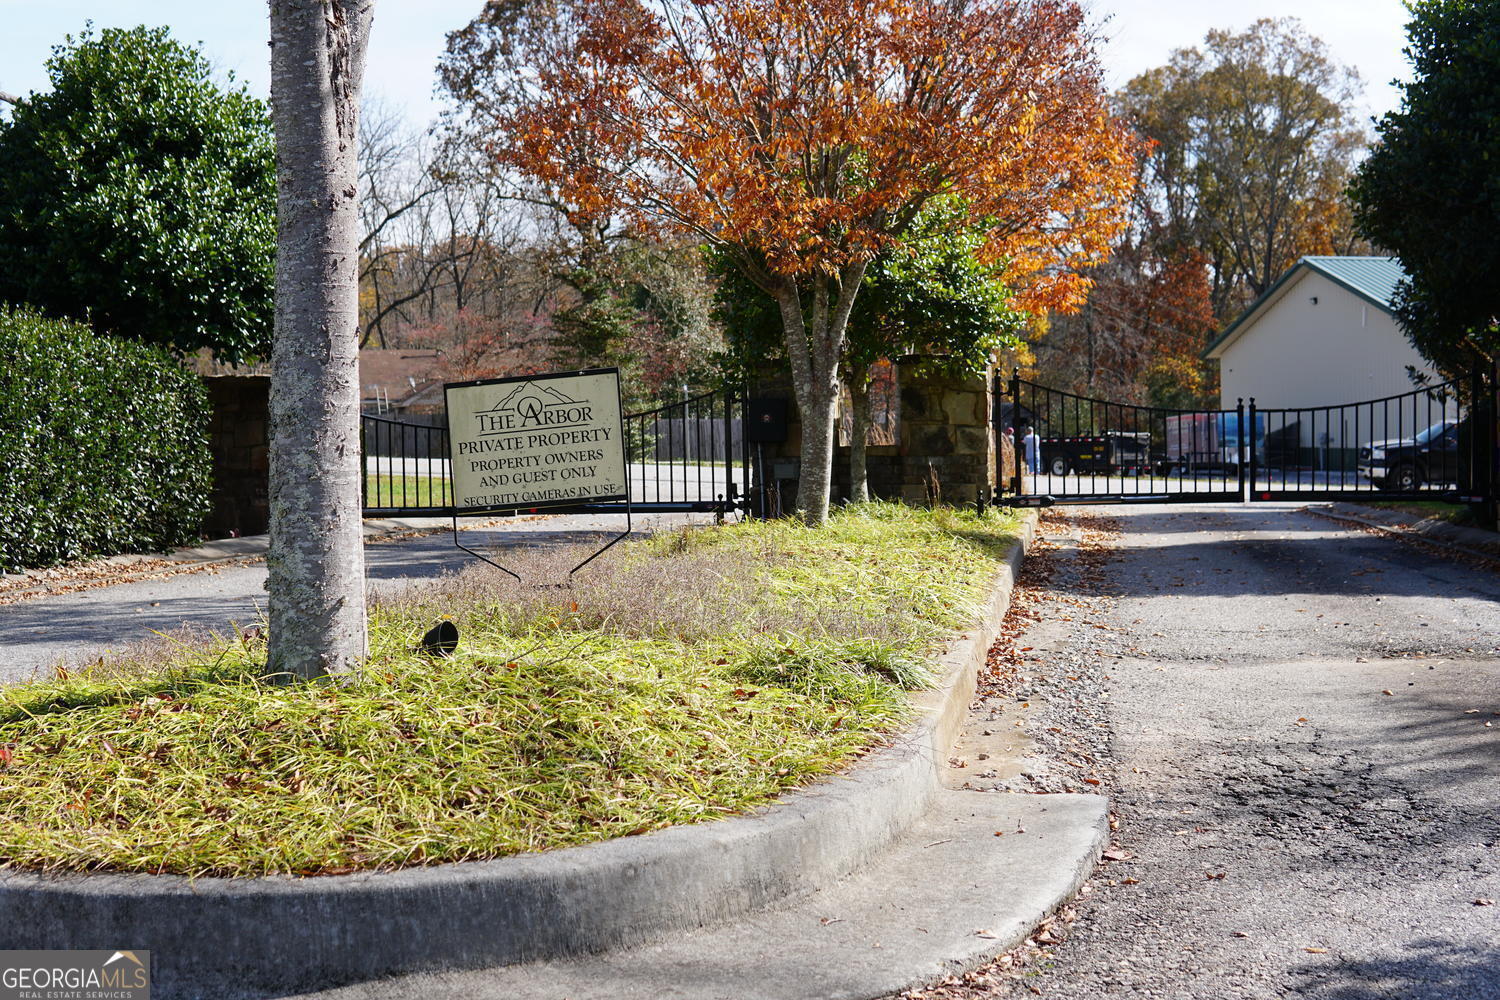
[445,0,1137,525]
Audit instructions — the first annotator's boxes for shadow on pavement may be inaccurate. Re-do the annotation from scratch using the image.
[1290,939,1500,999]
[0,524,651,681]
[1038,506,1500,603]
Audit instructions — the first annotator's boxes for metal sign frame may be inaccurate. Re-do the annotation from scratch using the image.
[443,367,632,582]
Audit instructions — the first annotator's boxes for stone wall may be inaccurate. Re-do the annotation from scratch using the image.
[748,359,996,511]
[889,358,995,504]
[201,375,270,539]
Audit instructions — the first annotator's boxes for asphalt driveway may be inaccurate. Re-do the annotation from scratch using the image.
[915,502,1500,1000]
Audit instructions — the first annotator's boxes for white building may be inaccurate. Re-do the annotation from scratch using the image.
[1204,256,1446,406]
[1204,256,1458,460]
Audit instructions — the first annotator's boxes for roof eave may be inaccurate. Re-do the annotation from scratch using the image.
[1300,258,1403,316]
[1201,265,1308,360]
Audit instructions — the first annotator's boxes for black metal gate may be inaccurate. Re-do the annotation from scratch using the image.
[998,367,1497,508]
[362,386,751,518]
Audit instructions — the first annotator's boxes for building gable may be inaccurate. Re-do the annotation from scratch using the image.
[1212,267,1440,410]
[1204,256,1406,361]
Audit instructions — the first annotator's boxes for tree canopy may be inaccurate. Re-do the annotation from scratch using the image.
[1028,18,1367,408]
[0,25,275,362]
[1118,18,1366,320]
[1350,0,1500,377]
[716,199,1026,499]
[444,0,1137,524]
[716,200,1024,381]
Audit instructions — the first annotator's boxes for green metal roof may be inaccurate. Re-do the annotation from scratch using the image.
[1202,256,1408,359]
[1300,255,1406,309]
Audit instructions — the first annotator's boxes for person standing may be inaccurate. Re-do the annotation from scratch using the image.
[1022,425,1040,475]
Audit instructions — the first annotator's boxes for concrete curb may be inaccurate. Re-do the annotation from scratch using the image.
[1307,502,1500,562]
[0,513,1038,999]
[298,791,1108,1000]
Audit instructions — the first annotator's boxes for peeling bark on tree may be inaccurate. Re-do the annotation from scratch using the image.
[266,0,374,679]
[778,265,867,526]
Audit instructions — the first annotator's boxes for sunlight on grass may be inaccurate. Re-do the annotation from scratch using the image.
[0,503,1021,877]
[364,473,451,509]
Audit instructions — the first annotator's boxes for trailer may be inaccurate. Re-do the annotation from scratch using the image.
[1163,412,1259,474]
[1040,431,1151,476]
[1164,413,1230,473]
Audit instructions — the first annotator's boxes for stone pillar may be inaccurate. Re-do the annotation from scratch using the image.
[894,358,996,506]
[746,360,997,512]
[201,375,271,538]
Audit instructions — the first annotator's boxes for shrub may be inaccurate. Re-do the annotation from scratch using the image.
[0,25,275,362]
[0,307,211,571]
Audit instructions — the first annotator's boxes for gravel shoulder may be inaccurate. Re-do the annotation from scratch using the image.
[900,502,1500,1000]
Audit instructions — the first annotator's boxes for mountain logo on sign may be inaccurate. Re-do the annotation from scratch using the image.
[476,380,595,434]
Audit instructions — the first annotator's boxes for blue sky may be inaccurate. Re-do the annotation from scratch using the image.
[0,1,1414,127]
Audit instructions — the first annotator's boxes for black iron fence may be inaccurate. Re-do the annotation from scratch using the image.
[1248,381,1475,500]
[622,392,746,507]
[362,387,750,518]
[1000,369,1497,507]
[1001,376,1246,503]
[362,414,452,512]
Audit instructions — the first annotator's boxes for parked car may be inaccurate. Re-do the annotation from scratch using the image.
[1357,419,1459,491]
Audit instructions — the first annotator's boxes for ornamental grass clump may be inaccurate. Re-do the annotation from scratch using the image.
[0,503,1019,877]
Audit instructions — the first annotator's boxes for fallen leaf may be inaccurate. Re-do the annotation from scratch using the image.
[1382,690,1393,696]
[1304,947,1329,954]
[1474,899,1496,907]
[1101,849,1133,862]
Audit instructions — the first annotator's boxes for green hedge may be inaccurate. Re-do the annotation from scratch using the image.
[0,307,211,572]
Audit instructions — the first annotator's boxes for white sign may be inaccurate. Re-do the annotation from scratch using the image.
[445,368,628,513]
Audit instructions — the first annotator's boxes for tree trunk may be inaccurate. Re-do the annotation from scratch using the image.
[848,369,872,503]
[776,265,867,526]
[265,0,375,680]
[797,377,840,522]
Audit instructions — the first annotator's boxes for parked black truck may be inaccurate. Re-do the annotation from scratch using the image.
[1357,419,1460,491]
